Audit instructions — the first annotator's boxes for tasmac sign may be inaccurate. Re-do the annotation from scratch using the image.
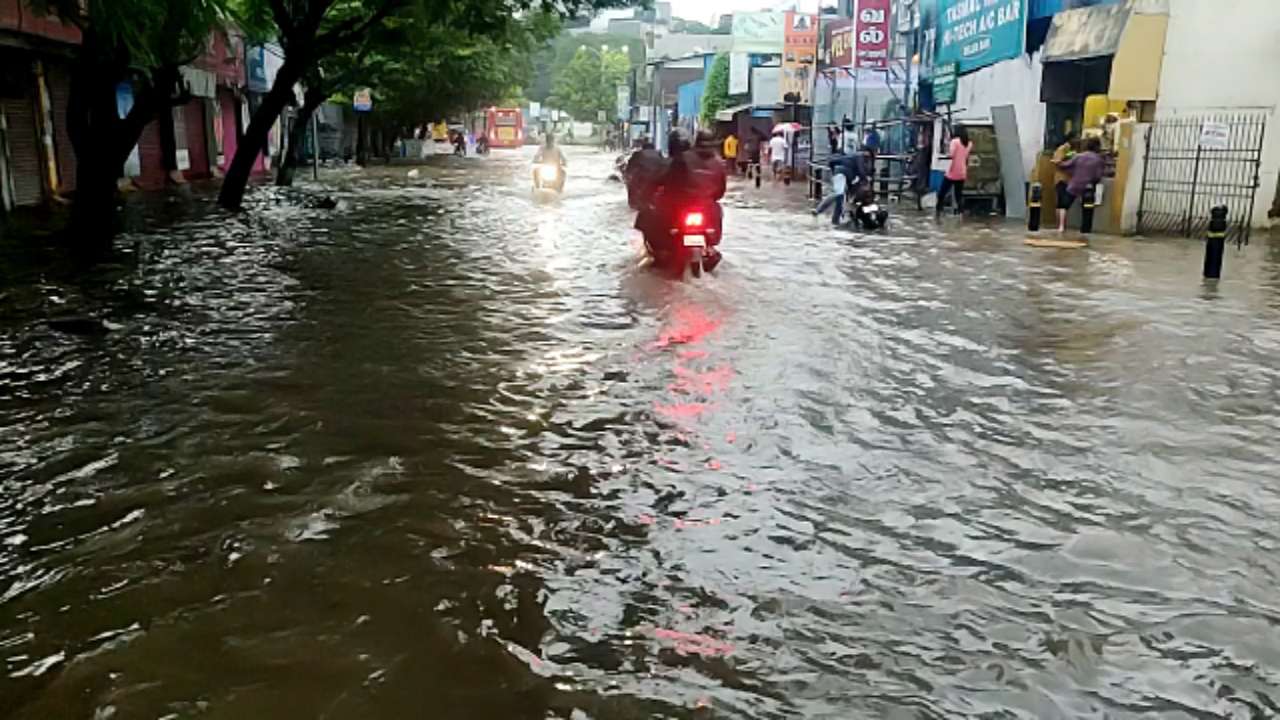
[937,0,1026,74]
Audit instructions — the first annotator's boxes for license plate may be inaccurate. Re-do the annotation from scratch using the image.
[683,235,706,248]
[864,204,879,213]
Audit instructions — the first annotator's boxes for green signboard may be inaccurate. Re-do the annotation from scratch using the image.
[933,62,958,104]
[936,0,1025,75]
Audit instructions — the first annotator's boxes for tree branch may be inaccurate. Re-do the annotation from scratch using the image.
[315,0,404,56]
[269,0,294,34]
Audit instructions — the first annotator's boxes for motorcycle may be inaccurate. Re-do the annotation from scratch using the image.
[533,162,565,193]
[642,197,722,278]
[610,150,631,183]
[476,136,490,156]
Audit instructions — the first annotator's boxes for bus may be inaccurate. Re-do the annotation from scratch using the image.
[486,107,525,148]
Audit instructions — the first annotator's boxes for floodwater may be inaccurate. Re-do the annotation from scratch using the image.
[2,148,1280,719]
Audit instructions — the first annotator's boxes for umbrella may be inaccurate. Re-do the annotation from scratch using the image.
[771,122,803,135]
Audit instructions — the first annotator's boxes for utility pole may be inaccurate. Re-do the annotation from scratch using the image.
[312,111,320,180]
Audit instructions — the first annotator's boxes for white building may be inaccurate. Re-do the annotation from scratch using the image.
[934,0,1279,230]
[1154,0,1280,225]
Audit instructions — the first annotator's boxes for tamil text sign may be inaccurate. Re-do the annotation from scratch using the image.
[856,0,891,70]
[937,0,1025,75]
[820,17,853,70]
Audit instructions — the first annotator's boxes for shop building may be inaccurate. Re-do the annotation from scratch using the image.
[0,0,79,212]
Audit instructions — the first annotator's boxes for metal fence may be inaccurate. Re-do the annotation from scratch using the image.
[1138,114,1267,245]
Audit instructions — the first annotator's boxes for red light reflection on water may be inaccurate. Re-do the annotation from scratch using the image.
[653,627,736,657]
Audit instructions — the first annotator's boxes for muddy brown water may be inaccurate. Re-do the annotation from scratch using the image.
[2,148,1279,719]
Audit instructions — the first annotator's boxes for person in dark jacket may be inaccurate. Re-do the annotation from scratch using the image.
[637,129,725,266]
[624,138,667,210]
[813,151,868,225]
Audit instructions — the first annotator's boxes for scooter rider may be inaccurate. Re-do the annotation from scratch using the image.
[636,129,725,267]
[533,134,566,188]
[625,137,666,210]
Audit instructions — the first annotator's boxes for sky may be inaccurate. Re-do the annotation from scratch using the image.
[590,0,826,33]
[666,0,824,26]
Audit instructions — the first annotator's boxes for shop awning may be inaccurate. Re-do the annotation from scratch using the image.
[180,67,217,99]
[1041,1,1168,101]
[715,104,751,122]
[1042,4,1130,62]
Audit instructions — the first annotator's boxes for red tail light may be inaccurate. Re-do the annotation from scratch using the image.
[683,211,705,228]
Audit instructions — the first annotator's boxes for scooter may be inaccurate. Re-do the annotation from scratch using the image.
[852,196,889,230]
[533,162,565,193]
[643,199,722,278]
[476,136,490,156]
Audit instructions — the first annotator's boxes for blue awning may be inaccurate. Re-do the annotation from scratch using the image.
[1030,0,1122,21]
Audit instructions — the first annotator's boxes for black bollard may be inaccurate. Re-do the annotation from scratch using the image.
[1080,184,1097,234]
[1204,205,1229,279]
[1027,182,1043,232]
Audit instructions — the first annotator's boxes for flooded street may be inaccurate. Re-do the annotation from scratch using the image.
[3,147,1280,718]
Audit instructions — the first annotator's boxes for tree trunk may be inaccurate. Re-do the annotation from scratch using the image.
[276,88,324,187]
[218,60,304,210]
[355,114,367,166]
[66,31,134,252]
[157,105,178,176]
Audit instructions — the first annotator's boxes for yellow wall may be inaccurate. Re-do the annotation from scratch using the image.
[1110,14,1169,101]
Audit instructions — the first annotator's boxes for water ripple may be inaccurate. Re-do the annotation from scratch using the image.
[1,149,1278,717]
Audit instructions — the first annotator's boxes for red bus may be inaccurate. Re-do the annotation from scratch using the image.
[486,107,525,148]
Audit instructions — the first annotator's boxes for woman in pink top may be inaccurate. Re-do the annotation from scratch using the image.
[936,126,972,218]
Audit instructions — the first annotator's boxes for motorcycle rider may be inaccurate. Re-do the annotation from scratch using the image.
[533,133,566,189]
[624,137,667,210]
[636,128,725,270]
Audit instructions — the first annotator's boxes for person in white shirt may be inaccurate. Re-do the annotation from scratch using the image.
[768,132,789,182]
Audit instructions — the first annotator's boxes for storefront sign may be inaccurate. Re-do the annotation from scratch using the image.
[751,66,782,107]
[1200,121,1230,150]
[115,83,142,177]
[783,11,819,103]
[937,0,1026,75]
[615,86,629,121]
[856,0,892,70]
[246,46,268,93]
[179,67,216,99]
[353,88,372,112]
[732,11,785,54]
[729,53,750,95]
[821,18,853,70]
[933,62,958,104]
[897,0,918,32]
